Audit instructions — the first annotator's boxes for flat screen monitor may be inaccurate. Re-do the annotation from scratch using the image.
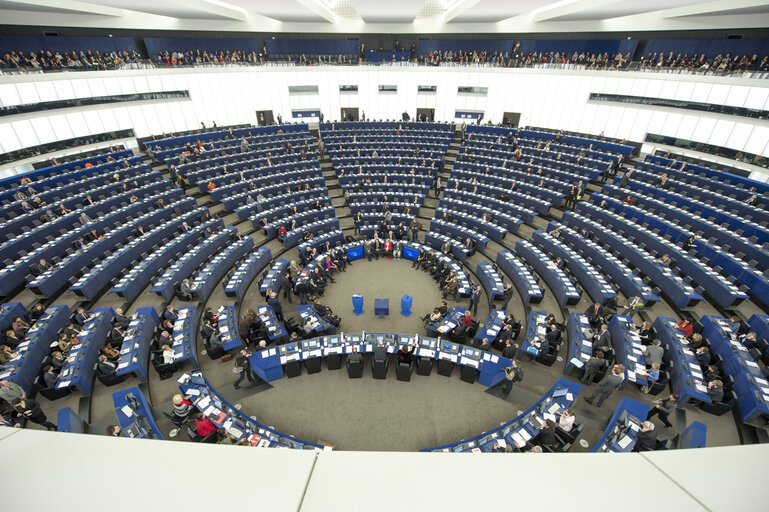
[308,340,318,348]
[376,335,384,342]
[443,343,454,351]
[463,348,474,356]
[350,335,360,342]
[347,247,364,261]
[421,340,431,346]
[403,247,419,260]
[287,344,296,351]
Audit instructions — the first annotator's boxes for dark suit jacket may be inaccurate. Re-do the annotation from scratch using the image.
[598,373,623,394]
[708,385,724,403]
[502,345,517,360]
[347,352,363,364]
[97,361,116,375]
[74,312,90,325]
[43,371,58,388]
[115,314,131,328]
[635,430,656,451]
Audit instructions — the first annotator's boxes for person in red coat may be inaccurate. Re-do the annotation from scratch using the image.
[194,413,218,439]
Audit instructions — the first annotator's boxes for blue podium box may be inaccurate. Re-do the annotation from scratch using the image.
[375,298,389,316]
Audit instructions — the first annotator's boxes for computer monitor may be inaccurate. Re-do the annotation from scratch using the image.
[403,247,419,260]
[463,348,474,356]
[443,342,454,351]
[350,335,360,343]
[287,344,296,351]
[421,340,431,347]
[376,335,384,342]
[347,247,364,261]
[308,340,318,348]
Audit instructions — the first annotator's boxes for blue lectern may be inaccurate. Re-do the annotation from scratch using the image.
[375,298,389,317]
[352,294,364,315]
[401,295,412,316]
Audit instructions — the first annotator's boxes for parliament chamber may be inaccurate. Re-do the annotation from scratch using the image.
[1,2,769,511]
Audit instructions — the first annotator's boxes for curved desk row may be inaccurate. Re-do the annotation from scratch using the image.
[421,378,582,452]
[151,225,234,301]
[116,307,160,382]
[424,230,470,263]
[519,310,548,357]
[548,220,658,304]
[443,188,536,225]
[112,217,223,304]
[0,304,70,394]
[699,315,769,425]
[223,246,272,302]
[587,192,748,309]
[232,187,328,220]
[249,330,513,388]
[178,371,328,450]
[112,386,164,440]
[515,239,580,307]
[439,196,523,234]
[73,204,204,300]
[532,229,616,305]
[476,261,505,304]
[435,205,507,242]
[189,236,255,303]
[55,308,114,395]
[430,218,489,251]
[0,302,26,333]
[564,312,594,375]
[450,166,563,205]
[495,250,543,305]
[608,315,649,387]
[283,217,340,248]
[562,208,701,310]
[260,258,289,295]
[475,310,506,344]
[653,317,712,407]
[591,397,649,453]
[257,205,335,238]
[451,177,551,215]
[297,230,345,258]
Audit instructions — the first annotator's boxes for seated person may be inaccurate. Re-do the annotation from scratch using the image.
[638,321,655,345]
[161,344,175,365]
[3,329,22,350]
[27,303,45,322]
[0,345,18,365]
[172,394,194,419]
[556,409,576,433]
[537,420,559,450]
[96,355,117,375]
[397,343,415,365]
[193,412,218,440]
[640,362,661,392]
[423,308,442,325]
[42,365,58,388]
[50,351,67,370]
[633,421,657,451]
[676,319,693,337]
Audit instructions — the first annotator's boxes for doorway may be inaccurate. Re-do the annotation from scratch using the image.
[256,110,274,126]
[503,112,521,128]
[341,107,359,122]
[416,108,435,122]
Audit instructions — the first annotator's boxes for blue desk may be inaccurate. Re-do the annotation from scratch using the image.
[0,302,26,333]
[282,217,340,248]
[151,225,233,301]
[564,313,594,375]
[258,305,289,343]
[223,246,272,302]
[679,421,708,449]
[260,258,290,295]
[609,315,648,388]
[249,348,284,382]
[549,220,659,304]
[112,386,164,440]
[420,379,582,452]
[653,317,712,406]
[426,307,468,337]
[216,306,242,352]
[71,204,200,300]
[117,307,160,381]
[56,407,83,433]
[476,261,505,304]
[532,229,616,305]
[374,298,389,317]
[519,310,548,357]
[111,217,222,304]
[296,305,335,334]
[700,315,769,425]
[55,307,114,395]
[495,250,544,305]
[424,230,470,263]
[475,310,506,344]
[429,218,489,251]
[563,207,702,309]
[177,371,325,448]
[591,397,650,452]
[0,305,70,395]
[190,236,254,302]
[515,239,581,307]
[171,306,199,369]
[434,206,507,242]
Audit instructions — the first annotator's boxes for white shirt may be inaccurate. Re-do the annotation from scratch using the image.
[558,414,575,432]
[163,350,175,365]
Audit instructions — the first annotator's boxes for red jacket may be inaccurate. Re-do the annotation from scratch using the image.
[195,418,217,437]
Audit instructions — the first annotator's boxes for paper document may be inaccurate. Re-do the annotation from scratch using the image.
[617,436,632,449]
[120,405,134,417]
[569,357,584,368]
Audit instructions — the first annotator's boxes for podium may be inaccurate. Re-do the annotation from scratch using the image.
[374,298,389,317]
[352,294,364,315]
[400,295,412,316]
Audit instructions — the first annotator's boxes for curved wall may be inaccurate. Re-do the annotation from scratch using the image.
[1,66,767,172]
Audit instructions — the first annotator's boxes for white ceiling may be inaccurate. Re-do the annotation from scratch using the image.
[0,0,767,33]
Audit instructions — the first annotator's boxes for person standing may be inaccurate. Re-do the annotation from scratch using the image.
[12,397,56,430]
[584,364,625,407]
[502,360,523,394]
[469,285,483,315]
[501,283,513,310]
[434,176,442,198]
[267,291,284,324]
[581,351,606,384]
[647,393,679,429]
[410,217,420,242]
[233,349,254,389]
